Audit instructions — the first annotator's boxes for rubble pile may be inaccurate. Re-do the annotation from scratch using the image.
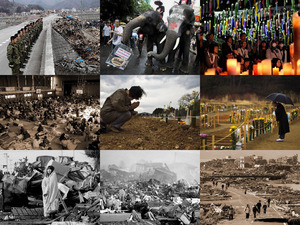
[200,203,233,225]
[100,168,200,225]
[1,156,100,223]
[52,17,100,74]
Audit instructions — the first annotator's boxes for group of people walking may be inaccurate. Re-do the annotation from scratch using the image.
[245,199,271,219]
[7,18,43,75]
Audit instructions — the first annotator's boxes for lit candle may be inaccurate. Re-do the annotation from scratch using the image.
[237,62,241,75]
[258,62,263,75]
[262,59,272,75]
[283,63,292,75]
[253,64,258,75]
[297,60,300,75]
[205,68,216,75]
[227,59,237,75]
[293,12,300,75]
[273,67,279,75]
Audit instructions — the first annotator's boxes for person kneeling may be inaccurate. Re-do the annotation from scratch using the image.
[100,86,146,133]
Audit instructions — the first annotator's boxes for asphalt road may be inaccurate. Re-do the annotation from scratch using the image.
[100,43,200,75]
[0,14,59,75]
[24,14,59,75]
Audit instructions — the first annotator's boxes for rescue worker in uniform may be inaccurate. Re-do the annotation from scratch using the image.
[7,35,21,75]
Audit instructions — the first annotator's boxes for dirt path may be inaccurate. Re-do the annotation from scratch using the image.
[100,116,200,150]
[202,182,286,225]
[246,119,300,150]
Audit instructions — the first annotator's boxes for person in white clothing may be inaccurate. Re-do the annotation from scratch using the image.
[102,21,111,45]
[42,165,59,219]
[108,20,123,49]
[266,40,281,61]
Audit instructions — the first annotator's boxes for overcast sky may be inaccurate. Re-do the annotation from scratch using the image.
[101,150,200,169]
[201,150,300,162]
[100,75,200,114]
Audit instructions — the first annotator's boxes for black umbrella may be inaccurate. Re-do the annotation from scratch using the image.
[265,93,294,105]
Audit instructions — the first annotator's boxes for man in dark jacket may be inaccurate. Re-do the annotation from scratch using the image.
[252,205,258,218]
[100,86,146,133]
[273,101,290,141]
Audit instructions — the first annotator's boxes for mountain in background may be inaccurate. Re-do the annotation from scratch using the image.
[1,0,43,14]
[13,0,100,10]
[12,0,60,9]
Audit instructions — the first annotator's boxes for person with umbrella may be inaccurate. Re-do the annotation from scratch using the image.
[266,93,292,142]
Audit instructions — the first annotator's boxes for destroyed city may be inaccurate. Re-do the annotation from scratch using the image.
[201,151,300,225]
[100,150,200,225]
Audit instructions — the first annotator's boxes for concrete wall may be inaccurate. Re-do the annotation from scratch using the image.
[51,28,79,63]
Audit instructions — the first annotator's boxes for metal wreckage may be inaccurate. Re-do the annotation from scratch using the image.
[0,155,100,224]
[100,163,200,225]
[52,16,100,75]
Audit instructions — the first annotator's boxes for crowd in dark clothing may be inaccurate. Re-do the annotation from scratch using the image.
[200,31,290,75]
[0,96,100,150]
[245,199,270,220]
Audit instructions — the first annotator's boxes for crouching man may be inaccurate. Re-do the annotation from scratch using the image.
[100,86,146,133]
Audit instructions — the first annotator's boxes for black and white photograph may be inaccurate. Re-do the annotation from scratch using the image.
[0,75,100,150]
[100,150,200,224]
[0,150,100,224]
[201,150,300,225]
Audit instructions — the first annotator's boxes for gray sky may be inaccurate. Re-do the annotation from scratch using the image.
[100,75,200,114]
[201,150,300,162]
[101,150,200,169]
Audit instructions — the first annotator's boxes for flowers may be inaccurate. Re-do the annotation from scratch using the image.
[200,133,208,138]
[189,99,195,105]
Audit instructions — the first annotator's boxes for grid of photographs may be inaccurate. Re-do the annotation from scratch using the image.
[0,0,202,224]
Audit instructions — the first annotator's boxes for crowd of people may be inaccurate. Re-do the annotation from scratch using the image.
[7,18,43,75]
[199,30,291,75]
[0,96,100,150]
[100,0,200,58]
